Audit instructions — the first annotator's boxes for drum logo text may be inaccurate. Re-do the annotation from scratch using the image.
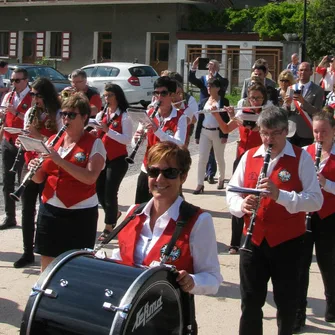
[132,296,163,332]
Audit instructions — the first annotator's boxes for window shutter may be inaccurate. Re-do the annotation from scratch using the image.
[61,32,71,60]
[36,32,45,59]
[9,31,17,58]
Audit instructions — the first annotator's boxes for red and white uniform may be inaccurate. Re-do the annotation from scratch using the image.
[1,87,32,142]
[41,131,106,209]
[305,143,335,219]
[111,196,222,295]
[227,141,323,245]
[95,108,132,161]
[316,66,334,91]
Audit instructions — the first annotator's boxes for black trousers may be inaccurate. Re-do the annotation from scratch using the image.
[135,171,152,204]
[1,139,24,218]
[96,155,128,226]
[206,147,217,178]
[239,236,304,335]
[20,164,43,256]
[230,155,244,249]
[296,212,335,319]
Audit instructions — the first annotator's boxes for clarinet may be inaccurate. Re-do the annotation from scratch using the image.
[240,144,273,253]
[9,123,68,202]
[305,141,323,233]
[10,104,38,174]
[1,87,15,126]
[125,101,161,164]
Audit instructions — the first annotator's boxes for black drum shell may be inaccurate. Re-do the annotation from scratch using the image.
[20,249,184,335]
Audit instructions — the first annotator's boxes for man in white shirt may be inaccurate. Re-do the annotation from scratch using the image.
[226,106,323,335]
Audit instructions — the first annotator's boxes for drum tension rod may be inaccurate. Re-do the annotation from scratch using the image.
[103,302,131,314]
[31,286,58,299]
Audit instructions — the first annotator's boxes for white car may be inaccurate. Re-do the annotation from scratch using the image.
[81,62,159,106]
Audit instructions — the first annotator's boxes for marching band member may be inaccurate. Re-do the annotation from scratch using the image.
[95,84,133,242]
[28,93,106,271]
[65,69,102,117]
[212,83,271,254]
[226,106,323,335]
[0,68,32,230]
[316,55,335,99]
[111,141,222,331]
[193,77,229,194]
[13,78,62,268]
[133,76,187,204]
[294,111,335,332]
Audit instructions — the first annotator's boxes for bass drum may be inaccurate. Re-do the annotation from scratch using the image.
[20,249,185,335]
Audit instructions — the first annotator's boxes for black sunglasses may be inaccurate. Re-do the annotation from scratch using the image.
[153,90,169,97]
[10,78,27,83]
[147,166,181,179]
[280,79,290,82]
[59,111,79,120]
[29,92,44,98]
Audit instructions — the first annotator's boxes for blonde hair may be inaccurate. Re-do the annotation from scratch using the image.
[278,70,295,86]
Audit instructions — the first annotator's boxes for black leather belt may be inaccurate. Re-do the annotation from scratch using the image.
[202,126,219,131]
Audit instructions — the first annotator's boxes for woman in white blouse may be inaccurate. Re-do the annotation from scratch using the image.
[95,84,133,241]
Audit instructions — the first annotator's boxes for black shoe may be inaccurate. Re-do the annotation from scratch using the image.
[13,254,35,268]
[292,311,306,333]
[208,176,215,184]
[204,175,208,181]
[0,217,17,230]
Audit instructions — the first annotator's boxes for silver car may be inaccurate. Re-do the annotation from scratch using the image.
[81,62,159,106]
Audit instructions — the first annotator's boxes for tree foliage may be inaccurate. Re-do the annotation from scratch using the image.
[187,1,335,62]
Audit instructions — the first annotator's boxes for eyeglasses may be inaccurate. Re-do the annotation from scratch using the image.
[103,93,115,98]
[29,92,44,98]
[59,111,80,120]
[249,96,264,101]
[10,78,27,83]
[280,79,290,83]
[259,129,285,138]
[147,166,181,179]
[153,90,169,97]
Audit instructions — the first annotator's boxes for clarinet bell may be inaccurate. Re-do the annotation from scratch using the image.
[9,185,25,202]
[125,156,135,164]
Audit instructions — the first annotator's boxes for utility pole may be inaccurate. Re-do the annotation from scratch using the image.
[301,0,307,61]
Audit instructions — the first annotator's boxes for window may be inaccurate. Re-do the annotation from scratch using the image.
[207,45,222,62]
[82,67,96,77]
[50,32,62,58]
[187,44,201,63]
[95,66,119,77]
[0,32,9,57]
[129,66,157,77]
[98,32,112,62]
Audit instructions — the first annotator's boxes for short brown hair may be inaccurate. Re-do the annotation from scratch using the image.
[248,83,268,105]
[147,141,191,175]
[61,92,91,126]
[313,108,335,127]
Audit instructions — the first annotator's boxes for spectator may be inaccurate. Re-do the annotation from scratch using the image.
[277,70,295,107]
[0,60,9,103]
[286,53,300,81]
[284,62,324,147]
[316,55,335,99]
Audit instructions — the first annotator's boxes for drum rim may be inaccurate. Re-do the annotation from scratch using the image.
[110,265,183,335]
[24,249,93,335]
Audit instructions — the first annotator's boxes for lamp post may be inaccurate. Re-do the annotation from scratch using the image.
[301,0,307,61]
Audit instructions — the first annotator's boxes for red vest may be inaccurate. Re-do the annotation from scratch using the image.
[143,108,183,167]
[306,144,335,219]
[41,132,97,207]
[118,205,203,273]
[237,109,262,158]
[99,113,127,161]
[243,145,305,247]
[3,92,32,142]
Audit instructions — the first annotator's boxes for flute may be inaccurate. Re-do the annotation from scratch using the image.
[9,124,68,201]
[240,144,273,253]
[197,106,262,114]
[305,142,322,232]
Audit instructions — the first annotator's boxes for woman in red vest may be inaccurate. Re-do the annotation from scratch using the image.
[28,93,106,271]
[95,84,132,241]
[14,77,62,269]
[294,110,335,332]
[111,141,222,297]
[212,83,271,254]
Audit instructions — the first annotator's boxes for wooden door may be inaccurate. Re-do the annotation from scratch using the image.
[22,32,36,63]
[150,40,169,75]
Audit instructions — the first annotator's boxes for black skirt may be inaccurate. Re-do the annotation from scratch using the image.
[34,202,98,258]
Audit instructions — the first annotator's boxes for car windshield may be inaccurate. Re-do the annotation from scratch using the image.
[5,66,67,82]
[128,66,158,77]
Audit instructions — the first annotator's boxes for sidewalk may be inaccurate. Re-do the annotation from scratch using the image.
[0,141,334,335]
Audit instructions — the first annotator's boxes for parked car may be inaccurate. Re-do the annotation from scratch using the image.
[3,64,70,92]
[80,62,159,106]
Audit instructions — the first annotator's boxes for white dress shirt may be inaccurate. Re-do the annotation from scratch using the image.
[1,86,30,109]
[111,196,223,295]
[96,108,133,145]
[227,141,323,218]
[303,142,335,195]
